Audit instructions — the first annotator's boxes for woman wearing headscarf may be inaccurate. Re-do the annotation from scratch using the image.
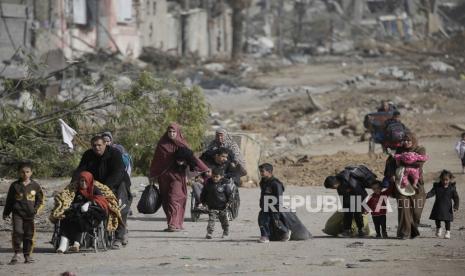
[56,171,109,253]
[150,123,209,231]
[384,132,427,239]
[204,128,247,177]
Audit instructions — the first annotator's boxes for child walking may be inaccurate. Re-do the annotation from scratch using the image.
[2,162,44,264]
[365,182,391,238]
[426,170,459,239]
[455,132,465,174]
[200,167,233,239]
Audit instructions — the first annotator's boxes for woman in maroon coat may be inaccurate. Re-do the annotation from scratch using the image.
[150,123,208,231]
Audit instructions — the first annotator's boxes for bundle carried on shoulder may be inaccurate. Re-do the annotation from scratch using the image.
[49,181,122,231]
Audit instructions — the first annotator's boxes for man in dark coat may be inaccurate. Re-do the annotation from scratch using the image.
[257,163,290,243]
[201,147,243,186]
[324,166,378,237]
[72,135,132,248]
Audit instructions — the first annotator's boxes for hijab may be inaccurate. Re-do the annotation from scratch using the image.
[79,171,109,214]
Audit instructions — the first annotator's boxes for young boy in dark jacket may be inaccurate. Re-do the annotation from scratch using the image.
[257,163,290,243]
[2,162,44,264]
[201,167,234,239]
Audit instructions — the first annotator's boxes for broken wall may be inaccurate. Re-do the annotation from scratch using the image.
[0,3,31,62]
[183,9,209,57]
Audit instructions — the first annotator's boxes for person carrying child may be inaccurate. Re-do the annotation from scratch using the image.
[201,167,234,239]
[365,182,392,238]
[455,132,465,174]
[393,151,429,189]
[426,170,459,239]
[2,162,44,264]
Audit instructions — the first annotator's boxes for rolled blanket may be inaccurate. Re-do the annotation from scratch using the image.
[49,181,122,232]
[394,166,415,196]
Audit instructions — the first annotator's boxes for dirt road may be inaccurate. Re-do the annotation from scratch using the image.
[1,135,464,276]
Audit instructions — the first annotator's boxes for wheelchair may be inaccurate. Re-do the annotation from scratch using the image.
[51,217,114,253]
[190,179,240,222]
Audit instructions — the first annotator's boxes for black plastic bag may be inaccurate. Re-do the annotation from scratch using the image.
[269,213,289,241]
[281,211,312,240]
[137,184,162,214]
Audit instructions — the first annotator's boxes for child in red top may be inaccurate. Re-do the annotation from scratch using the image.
[365,182,391,238]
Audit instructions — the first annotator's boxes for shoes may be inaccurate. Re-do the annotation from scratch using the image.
[68,242,80,253]
[122,233,129,246]
[358,229,366,238]
[281,230,291,241]
[339,230,351,238]
[435,227,442,238]
[8,254,19,265]
[222,231,229,239]
[24,255,35,263]
[164,226,181,232]
[382,232,389,239]
[375,234,382,239]
[258,236,270,243]
[112,240,122,249]
[206,233,213,239]
[444,231,451,239]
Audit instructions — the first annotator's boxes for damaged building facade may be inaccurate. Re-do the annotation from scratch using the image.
[0,0,233,66]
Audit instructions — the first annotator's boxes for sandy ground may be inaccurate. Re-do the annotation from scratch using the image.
[1,58,464,275]
[1,135,465,276]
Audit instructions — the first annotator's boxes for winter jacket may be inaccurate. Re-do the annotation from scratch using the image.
[427,182,459,221]
[73,146,131,197]
[201,178,234,210]
[3,180,44,219]
[259,177,285,212]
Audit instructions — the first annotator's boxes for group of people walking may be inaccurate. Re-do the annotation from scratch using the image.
[1,120,462,265]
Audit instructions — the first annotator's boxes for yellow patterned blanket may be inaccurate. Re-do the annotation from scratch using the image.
[49,181,122,231]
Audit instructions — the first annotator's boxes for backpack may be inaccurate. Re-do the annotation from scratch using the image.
[385,121,406,142]
[338,165,377,189]
[122,152,132,171]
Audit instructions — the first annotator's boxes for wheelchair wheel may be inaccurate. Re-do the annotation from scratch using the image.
[97,221,107,251]
[229,189,240,220]
[51,222,61,250]
[190,194,201,222]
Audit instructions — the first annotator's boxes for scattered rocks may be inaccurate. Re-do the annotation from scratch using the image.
[114,76,132,90]
[429,61,455,73]
[331,40,355,54]
[247,37,274,57]
[346,241,364,248]
[204,63,226,73]
[376,66,414,81]
[346,263,362,268]
[321,258,345,266]
[274,136,288,144]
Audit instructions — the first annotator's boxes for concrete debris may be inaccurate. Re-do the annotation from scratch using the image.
[114,76,132,90]
[247,37,274,57]
[429,61,455,73]
[331,40,355,54]
[376,66,414,81]
[204,63,226,73]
